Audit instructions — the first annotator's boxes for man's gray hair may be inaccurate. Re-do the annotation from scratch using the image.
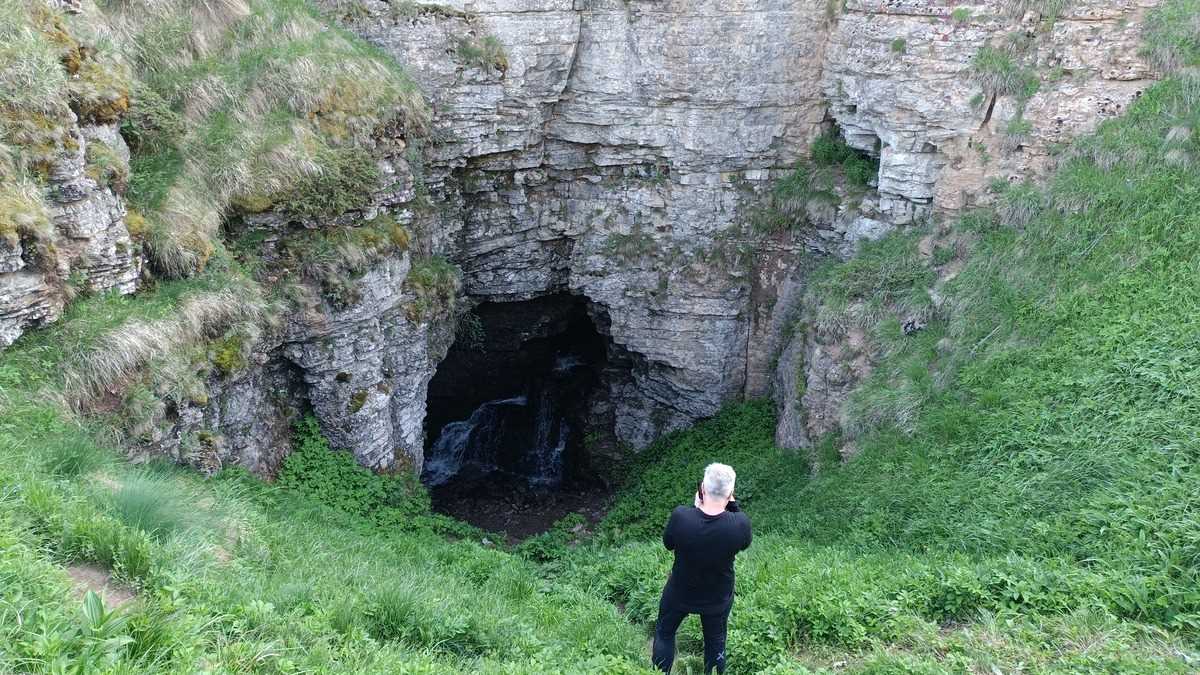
[702,462,736,499]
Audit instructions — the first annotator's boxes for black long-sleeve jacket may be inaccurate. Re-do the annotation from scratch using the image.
[660,501,752,614]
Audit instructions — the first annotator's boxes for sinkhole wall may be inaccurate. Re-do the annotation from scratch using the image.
[0,0,1158,478]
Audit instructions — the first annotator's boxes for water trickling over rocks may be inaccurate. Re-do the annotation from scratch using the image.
[423,353,590,488]
[421,294,614,533]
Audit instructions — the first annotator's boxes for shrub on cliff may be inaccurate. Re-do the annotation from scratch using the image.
[278,416,431,521]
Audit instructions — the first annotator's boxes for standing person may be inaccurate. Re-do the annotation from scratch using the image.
[652,463,752,674]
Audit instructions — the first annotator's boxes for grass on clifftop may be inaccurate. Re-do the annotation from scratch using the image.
[97,0,426,277]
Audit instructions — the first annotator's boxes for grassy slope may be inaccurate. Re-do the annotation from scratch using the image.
[4,1,1200,674]
[0,286,652,673]
[560,10,1200,671]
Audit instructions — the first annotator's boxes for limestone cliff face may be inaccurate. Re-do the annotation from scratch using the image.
[0,114,140,348]
[1,0,1161,476]
[824,0,1157,224]
[329,0,834,451]
[773,0,1160,454]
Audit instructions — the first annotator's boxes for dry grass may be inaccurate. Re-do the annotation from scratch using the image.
[92,0,429,278]
[0,1,71,114]
[59,285,267,409]
[0,162,52,246]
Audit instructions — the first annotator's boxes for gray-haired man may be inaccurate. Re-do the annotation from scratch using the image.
[652,463,752,674]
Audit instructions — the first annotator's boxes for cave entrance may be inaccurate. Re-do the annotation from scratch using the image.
[422,293,613,538]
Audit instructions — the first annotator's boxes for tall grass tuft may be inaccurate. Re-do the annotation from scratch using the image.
[40,433,112,479]
[94,0,430,277]
[59,284,266,408]
[106,474,200,542]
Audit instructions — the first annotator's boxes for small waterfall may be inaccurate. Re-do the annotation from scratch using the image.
[527,354,587,486]
[422,396,527,486]
[424,354,591,489]
[528,385,568,487]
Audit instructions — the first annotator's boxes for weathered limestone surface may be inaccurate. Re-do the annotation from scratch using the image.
[334,0,832,448]
[0,115,139,348]
[823,0,1159,224]
[147,140,457,473]
[6,1,1163,476]
[142,352,306,477]
[770,1,1161,454]
[281,257,455,471]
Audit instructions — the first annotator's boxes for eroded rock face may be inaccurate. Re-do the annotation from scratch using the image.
[282,256,457,471]
[823,0,1158,224]
[0,114,139,348]
[146,141,458,474]
[772,1,1160,457]
[6,0,1164,477]
[332,0,832,449]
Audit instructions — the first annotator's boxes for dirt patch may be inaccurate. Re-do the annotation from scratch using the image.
[66,563,135,608]
[90,472,121,490]
[431,477,612,544]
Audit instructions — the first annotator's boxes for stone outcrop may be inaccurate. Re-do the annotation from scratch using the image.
[332,0,833,450]
[129,0,1166,474]
[0,113,139,348]
[823,0,1158,225]
[140,139,459,474]
[4,0,1164,477]
[772,0,1160,456]
[281,256,457,471]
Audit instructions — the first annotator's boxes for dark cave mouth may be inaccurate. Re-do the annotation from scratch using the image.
[421,293,615,536]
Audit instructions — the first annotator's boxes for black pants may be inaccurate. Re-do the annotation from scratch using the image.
[651,601,731,674]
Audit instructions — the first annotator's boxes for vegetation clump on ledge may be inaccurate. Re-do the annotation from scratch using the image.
[102,0,429,278]
[754,130,879,233]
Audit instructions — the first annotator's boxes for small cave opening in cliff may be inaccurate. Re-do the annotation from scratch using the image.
[422,293,617,539]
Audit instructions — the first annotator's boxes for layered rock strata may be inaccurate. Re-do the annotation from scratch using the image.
[2,0,1162,476]
[0,115,139,348]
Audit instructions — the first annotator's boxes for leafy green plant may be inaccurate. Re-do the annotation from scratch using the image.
[277,416,430,521]
[516,513,588,563]
[755,131,878,233]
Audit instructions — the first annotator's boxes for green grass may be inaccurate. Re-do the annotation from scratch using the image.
[85,0,429,277]
[456,34,508,74]
[3,0,1200,672]
[39,434,113,479]
[105,473,210,542]
[405,255,462,321]
[756,131,879,233]
[1,302,646,671]
[972,46,1040,100]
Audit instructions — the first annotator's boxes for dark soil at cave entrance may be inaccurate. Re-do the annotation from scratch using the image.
[431,477,612,543]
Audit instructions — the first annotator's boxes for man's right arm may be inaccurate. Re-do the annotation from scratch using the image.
[663,507,679,551]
